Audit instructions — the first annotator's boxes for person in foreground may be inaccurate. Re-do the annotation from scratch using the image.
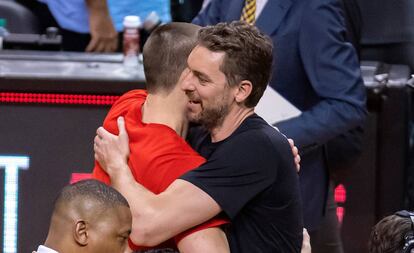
[92,22,230,252]
[369,210,414,253]
[35,179,132,253]
[94,21,303,252]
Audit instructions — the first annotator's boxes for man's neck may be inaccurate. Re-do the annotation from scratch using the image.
[210,106,255,142]
[142,93,189,137]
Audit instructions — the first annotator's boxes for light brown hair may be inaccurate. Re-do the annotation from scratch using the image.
[369,214,413,253]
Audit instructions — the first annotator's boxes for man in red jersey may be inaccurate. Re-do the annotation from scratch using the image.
[92,22,229,253]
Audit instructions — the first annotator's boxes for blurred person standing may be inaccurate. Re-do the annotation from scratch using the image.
[37,0,171,52]
[192,1,367,253]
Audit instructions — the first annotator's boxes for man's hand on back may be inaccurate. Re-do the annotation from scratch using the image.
[288,138,301,172]
[94,117,130,176]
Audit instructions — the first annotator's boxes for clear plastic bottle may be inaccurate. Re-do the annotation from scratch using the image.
[143,11,161,33]
[0,18,10,49]
[141,12,161,49]
[123,16,141,68]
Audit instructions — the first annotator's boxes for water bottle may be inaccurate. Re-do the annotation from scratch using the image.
[123,16,141,68]
[141,12,162,50]
[144,11,161,33]
[0,18,10,49]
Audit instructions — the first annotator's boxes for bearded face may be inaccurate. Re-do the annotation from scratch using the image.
[181,46,236,131]
[185,88,231,130]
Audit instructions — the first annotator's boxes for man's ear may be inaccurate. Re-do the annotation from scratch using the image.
[73,220,88,246]
[234,80,253,104]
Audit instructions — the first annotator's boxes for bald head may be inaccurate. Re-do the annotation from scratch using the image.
[54,179,129,211]
[44,180,132,253]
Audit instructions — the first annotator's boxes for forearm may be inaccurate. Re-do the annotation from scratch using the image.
[84,0,117,52]
[95,118,221,246]
[109,165,221,246]
[108,164,161,246]
[275,100,366,150]
[85,0,111,16]
[94,117,221,246]
[177,227,230,253]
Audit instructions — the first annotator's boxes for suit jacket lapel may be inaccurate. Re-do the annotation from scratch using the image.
[256,0,293,35]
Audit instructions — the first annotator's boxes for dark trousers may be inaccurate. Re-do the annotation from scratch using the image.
[309,181,344,253]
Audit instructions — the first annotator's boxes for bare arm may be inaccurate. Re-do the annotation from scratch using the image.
[112,169,230,251]
[177,227,230,253]
[94,117,222,246]
[85,0,118,52]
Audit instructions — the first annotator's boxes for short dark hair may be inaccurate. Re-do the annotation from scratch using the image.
[197,21,273,107]
[55,179,129,210]
[369,213,413,253]
[143,22,200,94]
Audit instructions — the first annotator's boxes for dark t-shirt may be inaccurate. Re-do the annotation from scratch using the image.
[181,114,303,253]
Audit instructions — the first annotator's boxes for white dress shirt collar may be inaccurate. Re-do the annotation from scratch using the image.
[256,0,268,18]
[37,245,59,253]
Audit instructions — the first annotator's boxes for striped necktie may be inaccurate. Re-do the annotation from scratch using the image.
[240,0,257,25]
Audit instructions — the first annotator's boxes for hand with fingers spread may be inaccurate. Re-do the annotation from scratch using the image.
[94,117,130,176]
[272,126,301,172]
[301,228,312,253]
[288,138,301,172]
